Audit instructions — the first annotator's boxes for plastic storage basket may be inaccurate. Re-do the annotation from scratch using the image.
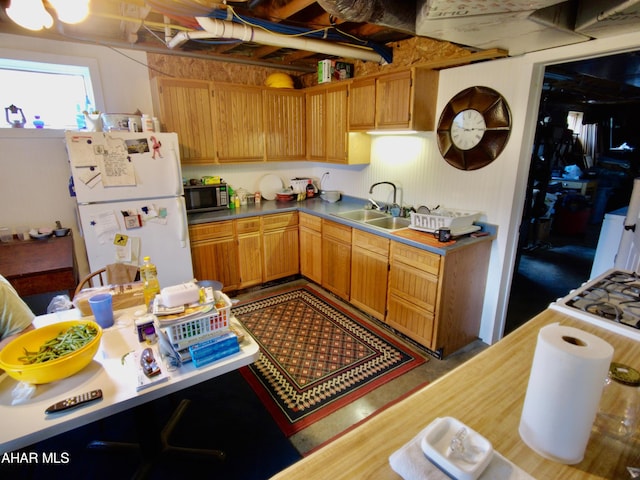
[162,292,231,350]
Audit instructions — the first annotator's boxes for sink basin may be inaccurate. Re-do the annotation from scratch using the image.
[334,209,388,222]
[366,216,410,231]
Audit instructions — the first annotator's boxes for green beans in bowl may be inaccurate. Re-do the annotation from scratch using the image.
[0,321,102,384]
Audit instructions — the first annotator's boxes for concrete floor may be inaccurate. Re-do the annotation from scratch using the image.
[231,278,488,455]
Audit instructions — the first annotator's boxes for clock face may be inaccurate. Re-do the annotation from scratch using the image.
[437,86,511,170]
[451,109,486,150]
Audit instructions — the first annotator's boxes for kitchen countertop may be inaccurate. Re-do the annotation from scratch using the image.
[270,308,640,480]
[187,195,497,256]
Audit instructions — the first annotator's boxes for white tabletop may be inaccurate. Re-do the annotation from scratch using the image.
[0,306,259,454]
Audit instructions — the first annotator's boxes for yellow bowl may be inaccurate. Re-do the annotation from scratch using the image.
[0,320,102,384]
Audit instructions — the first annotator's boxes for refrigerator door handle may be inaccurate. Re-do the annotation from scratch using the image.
[170,147,183,196]
[177,196,188,248]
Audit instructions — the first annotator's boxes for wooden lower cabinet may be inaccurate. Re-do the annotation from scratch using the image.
[299,212,322,284]
[189,221,240,291]
[350,229,389,321]
[261,212,299,282]
[236,217,262,289]
[321,219,351,301]
[387,240,491,357]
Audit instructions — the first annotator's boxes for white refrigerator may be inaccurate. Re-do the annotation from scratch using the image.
[65,131,193,288]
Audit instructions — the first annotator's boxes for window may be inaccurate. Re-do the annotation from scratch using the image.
[0,58,96,129]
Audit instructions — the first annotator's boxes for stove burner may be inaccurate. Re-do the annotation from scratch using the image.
[551,269,640,341]
[608,272,639,283]
[584,302,622,322]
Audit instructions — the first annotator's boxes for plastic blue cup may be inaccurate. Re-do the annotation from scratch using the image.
[88,293,114,328]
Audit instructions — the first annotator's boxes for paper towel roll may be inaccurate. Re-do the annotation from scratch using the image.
[518,323,613,464]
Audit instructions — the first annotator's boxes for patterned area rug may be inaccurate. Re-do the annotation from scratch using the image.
[233,286,427,436]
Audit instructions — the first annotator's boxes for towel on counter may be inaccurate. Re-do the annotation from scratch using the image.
[389,426,535,480]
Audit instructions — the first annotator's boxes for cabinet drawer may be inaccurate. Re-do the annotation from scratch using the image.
[388,262,438,314]
[386,293,435,348]
[262,212,298,230]
[299,212,322,232]
[236,217,261,235]
[322,219,351,243]
[391,241,440,275]
[352,229,389,256]
[189,221,234,241]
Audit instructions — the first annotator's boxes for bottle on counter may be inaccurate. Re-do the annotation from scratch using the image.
[141,256,161,308]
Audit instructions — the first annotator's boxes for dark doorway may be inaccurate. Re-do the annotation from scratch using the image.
[505,52,640,334]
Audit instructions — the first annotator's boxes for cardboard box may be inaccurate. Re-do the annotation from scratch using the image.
[318,59,332,84]
[318,60,354,83]
[73,281,146,316]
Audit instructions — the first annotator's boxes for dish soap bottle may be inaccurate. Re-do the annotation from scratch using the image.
[141,256,160,308]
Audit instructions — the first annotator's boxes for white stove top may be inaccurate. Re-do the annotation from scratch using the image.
[549,268,640,342]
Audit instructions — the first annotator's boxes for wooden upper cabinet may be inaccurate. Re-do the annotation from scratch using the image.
[306,83,370,164]
[348,68,439,132]
[348,77,376,130]
[325,83,349,163]
[263,89,306,161]
[305,86,326,162]
[378,68,438,131]
[212,83,265,163]
[152,77,216,164]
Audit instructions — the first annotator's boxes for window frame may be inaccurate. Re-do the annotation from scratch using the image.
[0,47,104,130]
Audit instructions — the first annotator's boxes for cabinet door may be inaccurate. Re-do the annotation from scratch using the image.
[153,78,216,164]
[300,227,322,284]
[299,213,322,284]
[321,220,351,300]
[263,89,306,161]
[376,70,413,130]
[190,237,240,291]
[306,87,325,161]
[263,227,299,281]
[236,217,262,288]
[348,77,376,131]
[213,84,264,162]
[351,246,388,320]
[325,83,348,163]
[350,230,389,321]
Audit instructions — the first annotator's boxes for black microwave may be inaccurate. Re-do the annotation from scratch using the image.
[184,183,229,213]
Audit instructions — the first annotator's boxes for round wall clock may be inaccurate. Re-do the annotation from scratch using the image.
[436,86,511,171]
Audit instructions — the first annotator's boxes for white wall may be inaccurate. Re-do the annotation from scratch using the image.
[0,33,154,281]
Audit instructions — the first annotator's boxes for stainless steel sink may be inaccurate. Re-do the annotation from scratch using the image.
[333,209,388,222]
[366,216,410,231]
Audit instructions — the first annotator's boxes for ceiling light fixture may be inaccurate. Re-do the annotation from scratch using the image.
[5,0,53,31]
[4,0,90,31]
[48,0,90,25]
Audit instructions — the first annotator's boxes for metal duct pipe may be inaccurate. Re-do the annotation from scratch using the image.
[168,16,387,64]
[317,0,415,34]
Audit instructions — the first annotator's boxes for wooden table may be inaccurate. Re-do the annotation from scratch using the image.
[271,309,640,480]
[0,234,76,297]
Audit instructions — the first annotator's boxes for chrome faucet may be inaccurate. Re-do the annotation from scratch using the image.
[367,198,382,210]
[369,181,397,206]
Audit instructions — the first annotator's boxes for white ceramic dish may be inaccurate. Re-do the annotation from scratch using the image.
[29,232,51,240]
[420,417,493,480]
[259,174,284,201]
